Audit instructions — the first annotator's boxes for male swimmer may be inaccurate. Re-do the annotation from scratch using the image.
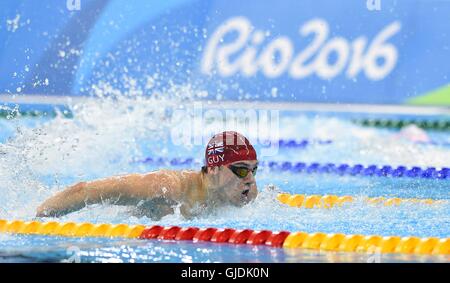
[36,131,258,220]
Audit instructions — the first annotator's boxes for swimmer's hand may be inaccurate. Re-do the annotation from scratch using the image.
[36,204,62,218]
[36,182,89,217]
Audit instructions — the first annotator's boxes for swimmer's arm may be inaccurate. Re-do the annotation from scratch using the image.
[36,172,183,217]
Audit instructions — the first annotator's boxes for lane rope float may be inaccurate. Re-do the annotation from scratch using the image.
[276,193,445,209]
[263,161,450,180]
[135,157,450,180]
[352,118,450,131]
[0,219,448,255]
[0,109,73,119]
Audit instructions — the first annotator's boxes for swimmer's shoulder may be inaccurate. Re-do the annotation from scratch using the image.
[179,170,207,203]
[138,169,180,184]
[139,169,199,190]
[152,169,206,215]
[146,169,198,181]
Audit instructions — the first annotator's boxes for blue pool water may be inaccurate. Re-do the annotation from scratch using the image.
[0,97,449,262]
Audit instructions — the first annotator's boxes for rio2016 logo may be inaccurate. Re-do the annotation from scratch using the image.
[201,17,401,81]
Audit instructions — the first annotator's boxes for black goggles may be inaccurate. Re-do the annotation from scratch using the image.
[227,164,258,178]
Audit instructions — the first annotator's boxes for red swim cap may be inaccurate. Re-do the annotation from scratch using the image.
[205,131,257,167]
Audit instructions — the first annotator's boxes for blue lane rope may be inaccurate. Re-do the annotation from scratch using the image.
[133,157,449,180]
[277,139,333,148]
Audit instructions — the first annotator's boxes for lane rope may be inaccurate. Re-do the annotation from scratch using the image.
[0,109,73,119]
[353,118,450,131]
[0,219,448,255]
[276,193,445,209]
[135,157,450,180]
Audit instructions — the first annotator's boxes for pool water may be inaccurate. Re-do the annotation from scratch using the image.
[0,96,449,262]
[0,234,444,263]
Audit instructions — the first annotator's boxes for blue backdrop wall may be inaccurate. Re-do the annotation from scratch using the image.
[0,0,449,105]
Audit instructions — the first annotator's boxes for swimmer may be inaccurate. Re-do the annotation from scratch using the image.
[36,131,258,220]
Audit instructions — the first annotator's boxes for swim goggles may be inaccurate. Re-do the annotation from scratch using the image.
[227,164,258,178]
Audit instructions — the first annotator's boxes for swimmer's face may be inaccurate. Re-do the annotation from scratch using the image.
[215,160,258,207]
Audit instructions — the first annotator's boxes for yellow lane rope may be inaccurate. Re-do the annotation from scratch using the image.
[0,219,448,255]
[277,193,444,208]
[283,232,449,255]
[0,219,145,238]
